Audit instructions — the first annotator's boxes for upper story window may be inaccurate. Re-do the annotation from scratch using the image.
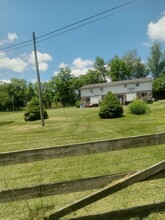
[90,89,93,93]
[124,84,127,88]
[136,83,139,86]
[100,87,103,92]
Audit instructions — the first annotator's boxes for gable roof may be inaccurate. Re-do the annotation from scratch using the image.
[80,77,153,90]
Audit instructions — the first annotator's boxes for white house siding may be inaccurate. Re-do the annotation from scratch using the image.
[80,78,153,106]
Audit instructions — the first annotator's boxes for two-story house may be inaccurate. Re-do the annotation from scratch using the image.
[80,78,153,107]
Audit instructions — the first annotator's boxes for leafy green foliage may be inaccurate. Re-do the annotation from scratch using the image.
[153,74,165,99]
[123,50,149,79]
[51,67,78,107]
[147,43,165,79]
[9,78,27,110]
[0,83,11,111]
[1,44,165,112]
[99,91,123,119]
[107,55,129,81]
[24,97,48,121]
[129,99,150,115]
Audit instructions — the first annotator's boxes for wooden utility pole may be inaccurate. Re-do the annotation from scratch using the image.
[32,32,45,126]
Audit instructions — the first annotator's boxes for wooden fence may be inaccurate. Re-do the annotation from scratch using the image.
[0,133,165,219]
[0,132,165,166]
[48,160,165,219]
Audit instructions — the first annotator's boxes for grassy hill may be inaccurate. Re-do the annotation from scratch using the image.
[0,101,165,219]
[0,100,165,153]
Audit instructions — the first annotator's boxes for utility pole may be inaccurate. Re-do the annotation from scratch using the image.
[32,32,45,126]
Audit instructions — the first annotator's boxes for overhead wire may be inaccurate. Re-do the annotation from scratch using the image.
[0,39,32,52]
[0,0,150,52]
[37,0,150,44]
[36,0,144,40]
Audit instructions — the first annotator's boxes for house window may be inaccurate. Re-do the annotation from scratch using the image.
[100,87,103,92]
[136,83,139,86]
[124,84,127,88]
[90,89,93,93]
[117,94,124,104]
[142,92,147,97]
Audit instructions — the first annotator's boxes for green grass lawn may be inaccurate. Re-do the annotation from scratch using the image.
[0,100,165,153]
[0,101,165,219]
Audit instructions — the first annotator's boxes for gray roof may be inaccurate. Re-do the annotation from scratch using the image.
[80,77,153,90]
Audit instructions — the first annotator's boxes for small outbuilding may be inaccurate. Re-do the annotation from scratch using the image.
[80,78,153,107]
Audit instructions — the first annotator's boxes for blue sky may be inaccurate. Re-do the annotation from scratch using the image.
[0,0,165,82]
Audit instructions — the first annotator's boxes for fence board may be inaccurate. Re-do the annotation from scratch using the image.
[1,169,164,204]
[0,171,135,203]
[48,160,165,220]
[0,133,165,166]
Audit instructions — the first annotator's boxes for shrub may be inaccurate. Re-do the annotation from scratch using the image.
[129,98,150,115]
[24,97,48,121]
[99,91,123,119]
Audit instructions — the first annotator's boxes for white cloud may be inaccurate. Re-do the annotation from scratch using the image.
[0,32,19,46]
[38,63,48,72]
[8,33,18,42]
[0,50,52,75]
[0,52,27,73]
[0,79,11,84]
[56,58,93,77]
[31,78,37,83]
[72,58,93,69]
[27,51,52,72]
[71,67,91,77]
[148,16,165,42]
[72,58,94,77]
[59,62,69,69]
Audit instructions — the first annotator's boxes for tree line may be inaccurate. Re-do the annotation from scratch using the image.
[0,42,165,111]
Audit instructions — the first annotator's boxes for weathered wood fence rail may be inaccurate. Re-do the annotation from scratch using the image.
[0,169,164,204]
[0,133,165,166]
[48,160,165,220]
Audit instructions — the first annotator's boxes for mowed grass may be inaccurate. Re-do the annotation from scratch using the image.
[0,100,165,152]
[0,101,165,219]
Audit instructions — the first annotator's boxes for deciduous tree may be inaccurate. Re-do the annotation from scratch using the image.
[148,43,165,78]
[108,55,129,81]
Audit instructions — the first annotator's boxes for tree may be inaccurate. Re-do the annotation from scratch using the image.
[123,50,149,78]
[50,67,77,106]
[0,82,11,111]
[9,78,27,110]
[133,58,149,78]
[42,81,54,109]
[108,55,129,81]
[26,82,36,102]
[79,69,103,85]
[99,91,123,119]
[153,74,165,100]
[147,43,165,78]
[93,56,108,82]
[78,56,109,86]
[24,97,48,121]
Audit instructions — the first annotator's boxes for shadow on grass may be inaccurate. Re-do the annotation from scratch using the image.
[0,121,14,126]
[68,202,165,220]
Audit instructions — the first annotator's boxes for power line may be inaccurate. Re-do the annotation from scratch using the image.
[37,0,143,40]
[0,0,150,52]
[0,42,33,53]
[37,0,150,44]
[0,39,32,52]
